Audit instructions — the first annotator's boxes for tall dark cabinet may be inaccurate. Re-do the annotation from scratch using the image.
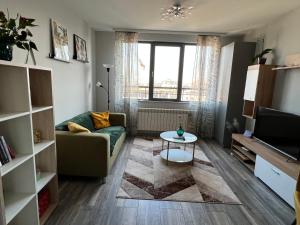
[215,42,256,147]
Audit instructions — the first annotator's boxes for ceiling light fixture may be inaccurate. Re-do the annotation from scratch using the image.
[161,3,194,21]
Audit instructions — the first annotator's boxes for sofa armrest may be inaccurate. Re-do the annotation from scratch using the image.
[109,113,126,127]
[55,131,110,177]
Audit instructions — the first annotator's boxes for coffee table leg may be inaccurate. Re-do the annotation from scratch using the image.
[162,140,164,150]
[184,143,186,151]
[167,141,170,165]
[192,143,196,165]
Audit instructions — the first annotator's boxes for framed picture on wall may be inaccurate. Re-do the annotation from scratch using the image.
[50,19,70,62]
[73,34,88,62]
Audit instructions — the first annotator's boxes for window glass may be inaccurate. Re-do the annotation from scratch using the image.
[153,46,180,99]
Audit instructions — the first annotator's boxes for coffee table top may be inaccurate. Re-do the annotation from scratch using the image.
[160,131,197,144]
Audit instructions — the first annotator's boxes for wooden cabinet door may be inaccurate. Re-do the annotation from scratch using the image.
[244,68,259,101]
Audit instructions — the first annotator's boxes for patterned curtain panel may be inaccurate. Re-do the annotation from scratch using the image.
[189,36,221,138]
[114,32,139,135]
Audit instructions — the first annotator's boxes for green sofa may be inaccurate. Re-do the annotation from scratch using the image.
[55,112,126,180]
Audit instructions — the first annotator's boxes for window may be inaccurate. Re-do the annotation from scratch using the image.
[137,42,197,101]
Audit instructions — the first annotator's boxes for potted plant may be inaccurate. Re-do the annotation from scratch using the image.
[253,48,272,65]
[0,10,38,61]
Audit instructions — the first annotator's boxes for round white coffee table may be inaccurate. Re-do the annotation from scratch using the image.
[160,131,198,165]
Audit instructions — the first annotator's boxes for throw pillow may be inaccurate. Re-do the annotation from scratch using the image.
[91,112,111,129]
[68,122,91,133]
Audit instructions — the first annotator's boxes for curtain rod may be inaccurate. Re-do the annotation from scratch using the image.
[113,28,226,36]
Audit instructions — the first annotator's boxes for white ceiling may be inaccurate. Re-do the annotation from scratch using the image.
[62,0,300,34]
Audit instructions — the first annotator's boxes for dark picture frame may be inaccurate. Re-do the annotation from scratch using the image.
[50,19,70,62]
[73,34,88,62]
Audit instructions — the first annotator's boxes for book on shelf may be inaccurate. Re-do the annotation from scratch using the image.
[0,136,16,165]
[1,136,12,161]
[0,138,9,164]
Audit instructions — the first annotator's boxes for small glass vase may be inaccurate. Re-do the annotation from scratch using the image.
[0,43,13,61]
[176,125,185,137]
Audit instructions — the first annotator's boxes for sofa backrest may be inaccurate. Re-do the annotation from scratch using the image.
[56,112,95,131]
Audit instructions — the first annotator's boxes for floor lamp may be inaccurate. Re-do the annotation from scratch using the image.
[96,64,113,111]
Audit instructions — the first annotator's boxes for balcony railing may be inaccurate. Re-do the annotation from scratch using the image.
[136,86,199,101]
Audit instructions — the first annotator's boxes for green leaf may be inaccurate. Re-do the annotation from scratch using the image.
[18,16,26,29]
[26,29,32,37]
[17,30,27,41]
[0,11,7,22]
[23,42,29,50]
[16,41,25,49]
[29,41,38,51]
[19,16,37,28]
[7,18,16,29]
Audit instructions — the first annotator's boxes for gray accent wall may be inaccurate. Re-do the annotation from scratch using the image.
[0,0,96,124]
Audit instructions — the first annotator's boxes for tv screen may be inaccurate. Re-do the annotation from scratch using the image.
[254,107,300,160]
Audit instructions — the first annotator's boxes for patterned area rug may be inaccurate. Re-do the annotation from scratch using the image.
[117,138,241,204]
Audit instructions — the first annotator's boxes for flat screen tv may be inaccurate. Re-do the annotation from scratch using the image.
[254,107,300,160]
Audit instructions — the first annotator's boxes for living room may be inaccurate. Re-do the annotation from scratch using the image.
[0,0,300,224]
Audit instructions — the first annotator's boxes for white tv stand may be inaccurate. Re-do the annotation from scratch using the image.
[231,134,300,207]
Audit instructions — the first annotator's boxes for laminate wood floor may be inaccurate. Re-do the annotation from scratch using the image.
[46,138,295,225]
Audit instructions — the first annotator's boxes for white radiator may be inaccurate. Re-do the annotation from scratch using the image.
[137,108,190,132]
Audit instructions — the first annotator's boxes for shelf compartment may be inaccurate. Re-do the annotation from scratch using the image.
[7,197,39,225]
[2,159,36,223]
[35,144,56,190]
[32,109,55,143]
[38,178,58,225]
[232,144,256,162]
[242,100,255,118]
[39,203,57,225]
[4,193,35,224]
[0,112,30,123]
[0,115,34,158]
[34,140,55,155]
[231,151,255,172]
[1,154,32,176]
[36,172,56,192]
[32,106,53,114]
[29,68,53,107]
[0,64,31,114]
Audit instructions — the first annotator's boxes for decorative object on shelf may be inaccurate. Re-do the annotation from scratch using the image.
[36,168,41,180]
[33,129,41,143]
[161,1,194,20]
[176,124,185,137]
[38,188,50,218]
[253,48,272,64]
[96,64,113,111]
[243,130,253,138]
[285,53,300,67]
[73,34,88,62]
[50,19,70,62]
[0,10,38,62]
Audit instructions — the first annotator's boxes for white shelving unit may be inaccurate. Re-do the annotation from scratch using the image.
[0,61,58,225]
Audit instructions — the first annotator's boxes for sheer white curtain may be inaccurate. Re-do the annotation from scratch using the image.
[189,36,221,138]
[114,32,139,135]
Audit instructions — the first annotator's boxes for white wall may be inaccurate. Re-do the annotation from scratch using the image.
[0,0,96,124]
[244,7,300,115]
[95,31,243,111]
